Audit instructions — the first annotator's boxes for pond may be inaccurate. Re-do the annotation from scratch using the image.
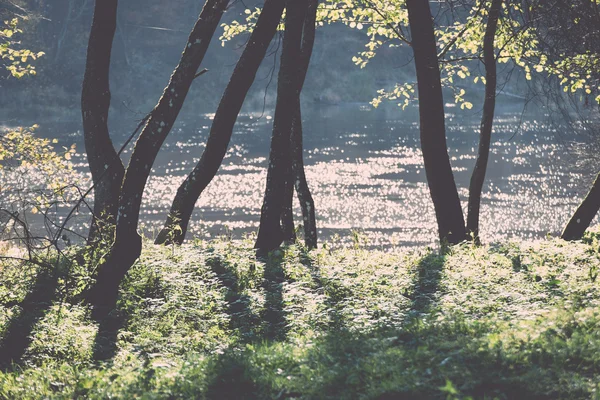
[38,99,599,249]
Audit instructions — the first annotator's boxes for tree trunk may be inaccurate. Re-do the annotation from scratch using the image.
[279,0,319,249]
[87,0,228,314]
[82,0,125,244]
[406,0,467,244]
[466,0,502,242]
[154,0,286,245]
[294,0,318,249]
[291,101,318,248]
[255,0,307,252]
[561,171,600,240]
[280,165,297,244]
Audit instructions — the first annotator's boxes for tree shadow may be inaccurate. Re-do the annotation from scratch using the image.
[203,247,448,399]
[203,251,290,398]
[409,252,446,315]
[90,268,158,363]
[297,248,352,330]
[260,254,288,341]
[91,308,127,362]
[0,266,59,371]
[198,248,578,399]
[204,351,261,400]
[208,253,272,342]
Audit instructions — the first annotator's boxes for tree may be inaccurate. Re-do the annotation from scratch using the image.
[81,0,125,243]
[283,0,319,249]
[466,0,503,241]
[532,0,600,240]
[219,0,319,251]
[562,173,600,240]
[154,0,286,245]
[169,0,574,246]
[84,0,229,316]
[255,0,309,252]
[405,0,467,244]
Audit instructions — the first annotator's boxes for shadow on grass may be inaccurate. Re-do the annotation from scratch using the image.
[204,351,261,400]
[90,268,160,363]
[203,251,290,398]
[209,251,289,343]
[261,254,288,341]
[209,253,260,341]
[409,252,445,315]
[201,248,571,399]
[197,323,560,399]
[0,266,59,371]
[91,308,127,362]
[297,249,352,330]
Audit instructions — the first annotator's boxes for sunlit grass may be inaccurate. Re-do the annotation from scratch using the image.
[1,231,600,398]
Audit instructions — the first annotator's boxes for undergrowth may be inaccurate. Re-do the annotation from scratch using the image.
[1,232,600,399]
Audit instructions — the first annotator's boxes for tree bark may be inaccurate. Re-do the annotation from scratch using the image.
[280,0,318,248]
[82,0,125,243]
[87,0,228,315]
[295,0,318,249]
[255,0,307,252]
[291,102,318,248]
[280,165,297,244]
[406,0,467,244]
[561,171,600,240]
[154,0,286,245]
[466,0,502,242]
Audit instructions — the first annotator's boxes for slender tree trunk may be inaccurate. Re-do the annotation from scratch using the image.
[255,0,307,252]
[87,0,228,315]
[293,0,318,249]
[82,0,124,243]
[562,171,600,240]
[155,0,285,245]
[406,0,466,244]
[291,102,318,248]
[279,0,319,248]
[280,166,296,244]
[466,0,502,242]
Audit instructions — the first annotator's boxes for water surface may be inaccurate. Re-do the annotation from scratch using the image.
[38,100,599,248]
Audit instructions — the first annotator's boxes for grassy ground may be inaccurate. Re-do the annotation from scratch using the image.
[1,232,600,399]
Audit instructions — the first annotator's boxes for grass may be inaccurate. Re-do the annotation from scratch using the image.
[1,232,600,399]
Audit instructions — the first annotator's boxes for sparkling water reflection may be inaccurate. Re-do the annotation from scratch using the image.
[40,101,599,249]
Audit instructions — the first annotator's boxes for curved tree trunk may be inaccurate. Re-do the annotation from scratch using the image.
[154,0,286,245]
[255,0,307,252]
[82,0,125,244]
[561,171,600,240]
[406,0,466,244]
[291,102,318,248]
[466,0,502,242]
[87,0,228,315]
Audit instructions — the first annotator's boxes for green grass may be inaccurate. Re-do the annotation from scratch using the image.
[1,232,600,399]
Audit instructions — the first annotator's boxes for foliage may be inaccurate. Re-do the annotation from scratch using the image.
[0,124,81,249]
[1,233,600,398]
[0,124,73,171]
[0,18,44,79]
[221,0,600,108]
[0,15,81,257]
